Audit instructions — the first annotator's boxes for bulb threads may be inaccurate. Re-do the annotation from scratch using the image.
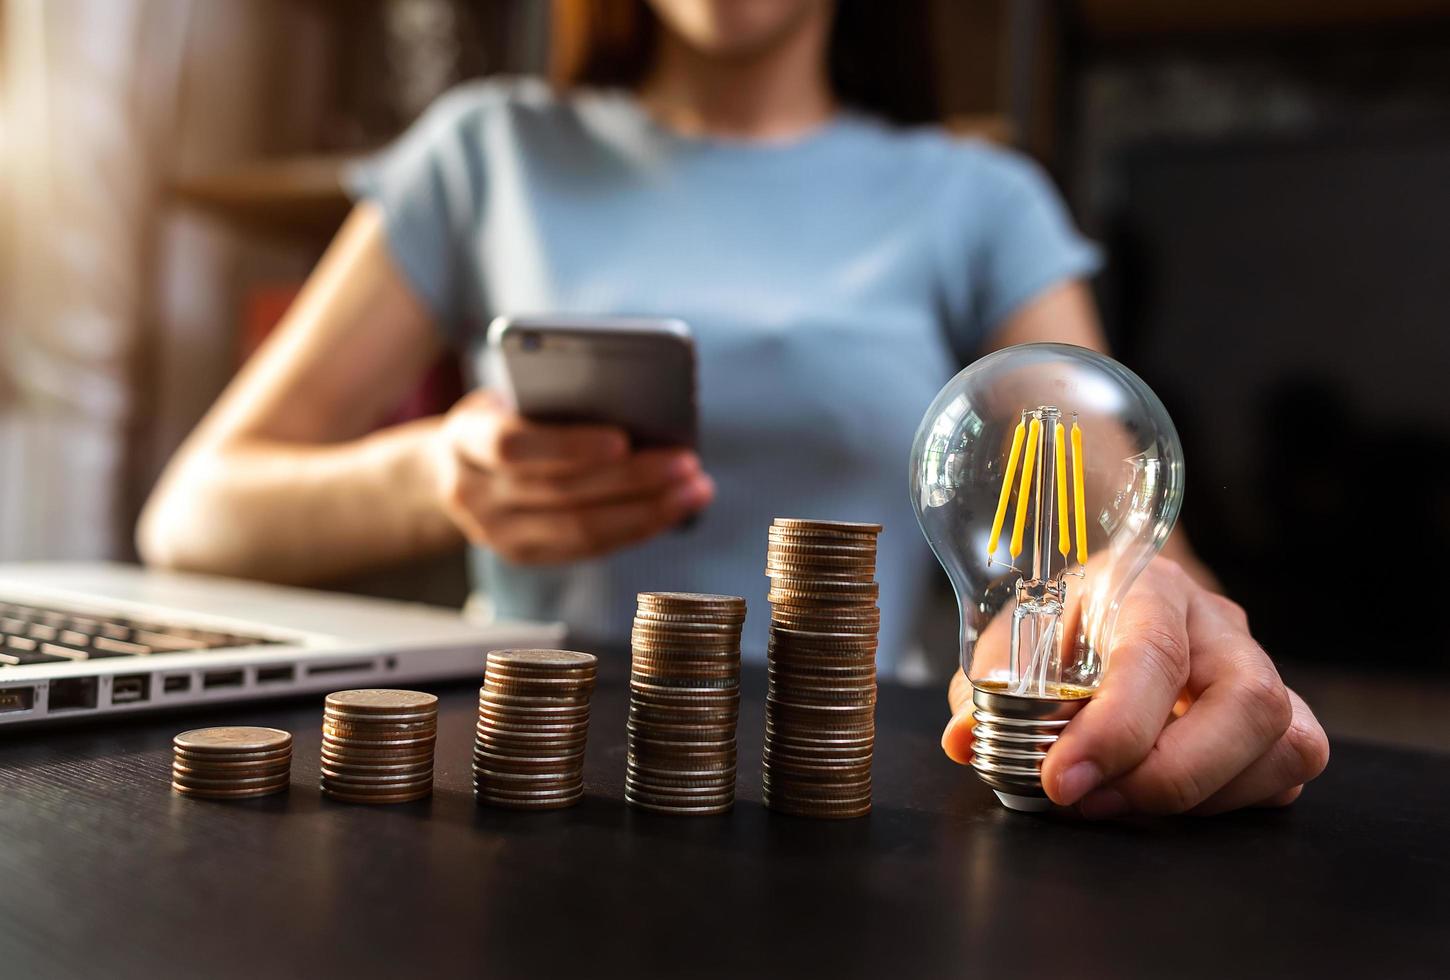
[969,681,1090,811]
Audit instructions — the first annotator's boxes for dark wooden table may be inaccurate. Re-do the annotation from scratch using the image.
[3,656,1447,980]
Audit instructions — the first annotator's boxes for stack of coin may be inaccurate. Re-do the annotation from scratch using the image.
[473,649,597,810]
[320,689,438,804]
[171,727,292,799]
[763,518,882,819]
[627,592,746,816]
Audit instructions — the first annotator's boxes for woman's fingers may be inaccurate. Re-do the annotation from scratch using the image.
[942,703,975,766]
[445,391,630,477]
[1079,590,1293,816]
[941,669,975,764]
[1040,561,1194,806]
[487,477,715,564]
[1189,688,1329,815]
[497,449,701,508]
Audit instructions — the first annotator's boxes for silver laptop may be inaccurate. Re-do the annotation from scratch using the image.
[0,562,564,727]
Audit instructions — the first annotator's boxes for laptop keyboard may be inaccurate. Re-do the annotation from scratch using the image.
[0,599,281,668]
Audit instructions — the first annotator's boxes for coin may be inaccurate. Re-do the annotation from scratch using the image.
[772,517,881,534]
[474,649,596,811]
[172,747,293,767]
[325,689,437,714]
[486,648,597,672]
[172,781,292,800]
[321,786,433,804]
[762,517,881,819]
[320,689,438,804]
[173,727,292,755]
[626,592,744,815]
[171,727,293,800]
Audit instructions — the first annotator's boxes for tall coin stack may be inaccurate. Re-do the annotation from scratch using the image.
[627,592,746,816]
[172,727,292,799]
[320,689,438,804]
[763,518,882,819]
[473,649,597,810]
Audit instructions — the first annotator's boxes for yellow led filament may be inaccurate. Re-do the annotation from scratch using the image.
[1009,419,1041,558]
[988,412,1087,569]
[1071,421,1087,566]
[1055,422,1070,556]
[986,419,1026,557]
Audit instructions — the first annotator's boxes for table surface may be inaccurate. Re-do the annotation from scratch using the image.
[3,655,1447,980]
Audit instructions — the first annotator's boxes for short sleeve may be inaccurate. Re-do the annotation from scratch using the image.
[956,150,1103,351]
[344,83,497,337]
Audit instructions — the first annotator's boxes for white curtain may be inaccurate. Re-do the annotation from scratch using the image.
[0,0,328,561]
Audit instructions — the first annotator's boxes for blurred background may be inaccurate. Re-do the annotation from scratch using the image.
[2,0,1448,743]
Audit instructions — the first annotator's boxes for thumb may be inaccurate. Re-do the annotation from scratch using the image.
[942,702,976,765]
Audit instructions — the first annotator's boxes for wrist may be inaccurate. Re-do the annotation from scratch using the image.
[376,416,461,552]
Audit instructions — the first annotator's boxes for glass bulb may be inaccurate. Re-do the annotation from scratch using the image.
[909,343,1184,811]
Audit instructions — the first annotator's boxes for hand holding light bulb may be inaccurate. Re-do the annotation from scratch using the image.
[943,556,1329,816]
[911,343,1329,816]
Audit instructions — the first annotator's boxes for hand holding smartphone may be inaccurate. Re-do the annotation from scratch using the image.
[428,316,708,565]
[486,316,697,449]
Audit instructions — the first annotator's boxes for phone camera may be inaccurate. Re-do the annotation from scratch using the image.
[521,332,543,352]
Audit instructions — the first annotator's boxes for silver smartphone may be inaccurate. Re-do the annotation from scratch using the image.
[485,316,697,448]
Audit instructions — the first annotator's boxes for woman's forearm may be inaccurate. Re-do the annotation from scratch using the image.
[136,416,462,585]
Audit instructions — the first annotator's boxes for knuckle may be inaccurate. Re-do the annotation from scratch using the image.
[1075,699,1158,772]
[1232,669,1293,742]
[557,511,598,549]
[1133,622,1190,690]
[1145,753,1208,814]
[1150,557,1189,590]
[494,427,531,465]
[1285,719,1330,783]
[1202,592,1250,629]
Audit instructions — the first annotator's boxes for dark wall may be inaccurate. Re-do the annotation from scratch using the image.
[1076,33,1450,669]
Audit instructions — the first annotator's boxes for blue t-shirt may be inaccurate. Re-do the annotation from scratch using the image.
[349,77,1101,673]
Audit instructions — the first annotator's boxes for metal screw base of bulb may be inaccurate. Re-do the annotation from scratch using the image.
[970,685,1088,812]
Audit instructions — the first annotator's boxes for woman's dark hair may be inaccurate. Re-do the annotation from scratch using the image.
[550,0,941,125]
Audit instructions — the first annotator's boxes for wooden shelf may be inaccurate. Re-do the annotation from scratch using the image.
[1077,0,1450,38]
[169,154,360,242]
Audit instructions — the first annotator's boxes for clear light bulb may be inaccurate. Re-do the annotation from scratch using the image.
[909,343,1184,811]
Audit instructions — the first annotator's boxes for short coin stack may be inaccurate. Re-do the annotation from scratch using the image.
[171,726,292,799]
[473,649,597,810]
[320,689,438,804]
[626,592,746,815]
[763,518,882,819]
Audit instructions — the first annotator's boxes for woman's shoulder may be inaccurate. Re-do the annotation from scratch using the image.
[852,118,1059,203]
[411,75,572,135]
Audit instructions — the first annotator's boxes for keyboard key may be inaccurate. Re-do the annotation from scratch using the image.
[0,600,274,656]
[133,630,204,652]
[91,636,151,657]
[0,648,71,666]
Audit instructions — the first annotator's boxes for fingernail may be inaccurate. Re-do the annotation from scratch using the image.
[668,453,699,479]
[1056,761,1103,804]
[603,432,630,458]
[1079,788,1129,820]
[669,477,711,511]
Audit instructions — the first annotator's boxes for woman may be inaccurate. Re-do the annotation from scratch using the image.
[139,0,1327,817]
